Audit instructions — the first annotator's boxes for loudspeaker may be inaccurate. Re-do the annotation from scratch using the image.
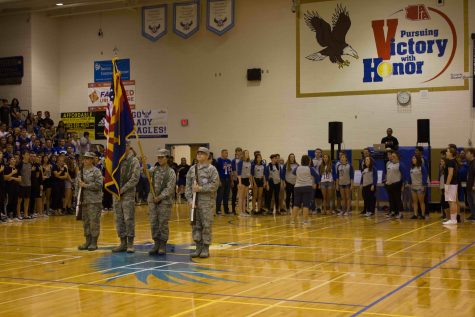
[247,68,262,81]
[417,119,430,143]
[328,121,343,144]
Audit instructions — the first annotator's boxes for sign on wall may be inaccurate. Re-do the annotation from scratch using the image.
[94,59,130,82]
[174,1,200,39]
[80,109,168,139]
[142,5,168,42]
[88,80,136,110]
[207,0,235,36]
[60,112,105,141]
[297,0,469,97]
[130,109,168,139]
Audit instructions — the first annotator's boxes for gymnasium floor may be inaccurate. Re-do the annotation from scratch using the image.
[0,205,474,317]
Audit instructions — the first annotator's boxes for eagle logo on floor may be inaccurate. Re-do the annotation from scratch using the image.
[93,243,238,285]
[304,4,358,68]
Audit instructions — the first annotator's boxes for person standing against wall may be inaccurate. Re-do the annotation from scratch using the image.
[465,148,475,221]
[216,150,232,215]
[442,148,459,225]
[231,147,242,215]
[409,155,428,220]
[283,153,298,213]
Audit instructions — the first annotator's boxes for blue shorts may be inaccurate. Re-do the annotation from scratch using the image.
[320,182,334,189]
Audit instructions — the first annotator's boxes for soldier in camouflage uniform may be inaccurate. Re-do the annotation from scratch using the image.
[76,152,104,251]
[185,147,219,258]
[148,149,176,256]
[112,141,141,253]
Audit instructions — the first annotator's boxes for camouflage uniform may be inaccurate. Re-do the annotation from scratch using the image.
[185,162,219,257]
[148,164,176,249]
[76,166,104,239]
[113,152,140,252]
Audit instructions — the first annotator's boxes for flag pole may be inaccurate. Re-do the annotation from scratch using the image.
[133,131,157,199]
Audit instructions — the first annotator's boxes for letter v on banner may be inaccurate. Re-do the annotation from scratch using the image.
[372,19,398,60]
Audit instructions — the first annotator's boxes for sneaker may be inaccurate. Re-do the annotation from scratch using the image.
[337,211,344,216]
[386,212,394,218]
[13,217,20,222]
[394,213,403,219]
[424,214,430,220]
[410,215,418,219]
[32,213,38,218]
[6,218,13,223]
[360,210,366,215]
[364,212,374,217]
[24,216,32,220]
[240,212,250,217]
[418,215,424,220]
[302,221,311,226]
[443,219,457,225]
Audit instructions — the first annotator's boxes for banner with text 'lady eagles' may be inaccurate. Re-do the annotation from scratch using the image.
[297,0,468,97]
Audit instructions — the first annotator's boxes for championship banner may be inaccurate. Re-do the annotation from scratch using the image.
[297,0,469,97]
[88,80,136,111]
[60,112,105,141]
[207,0,235,36]
[142,5,168,42]
[173,1,200,39]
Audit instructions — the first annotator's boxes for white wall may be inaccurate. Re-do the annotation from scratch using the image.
[31,13,60,116]
[0,14,32,109]
[54,0,475,161]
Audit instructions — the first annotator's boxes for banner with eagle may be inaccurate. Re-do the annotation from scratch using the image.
[174,1,200,39]
[207,0,234,36]
[142,5,168,42]
[297,0,468,97]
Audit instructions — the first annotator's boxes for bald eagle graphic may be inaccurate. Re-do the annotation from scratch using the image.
[304,4,358,69]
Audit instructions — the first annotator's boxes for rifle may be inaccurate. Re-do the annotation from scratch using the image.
[75,160,84,221]
[190,164,198,225]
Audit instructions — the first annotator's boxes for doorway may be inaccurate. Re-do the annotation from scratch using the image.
[166,143,210,165]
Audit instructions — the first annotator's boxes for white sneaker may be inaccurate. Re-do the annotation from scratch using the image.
[443,219,457,225]
[13,217,20,222]
[240,212,250,217]
[302,221,311,226]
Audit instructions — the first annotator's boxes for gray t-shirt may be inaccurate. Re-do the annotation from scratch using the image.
[410,166,423,189]
[20,162,32,187]
[294,166,317,188]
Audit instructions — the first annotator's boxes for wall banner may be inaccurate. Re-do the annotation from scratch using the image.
[174,1,200,39]
[207,0,235,36]
[297,0,469,97]
[142,5,168,42]
[60,112,105,141]
[80,109,167,139]
[94,59,130,82]
[88,80,136,110]
[130,109,168,139]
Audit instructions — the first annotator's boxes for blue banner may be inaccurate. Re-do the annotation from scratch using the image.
[207,0,235,36]
[94,59,130,83]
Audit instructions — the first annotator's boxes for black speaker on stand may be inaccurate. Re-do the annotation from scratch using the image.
[328,121,343,161]
[417,119,431,182]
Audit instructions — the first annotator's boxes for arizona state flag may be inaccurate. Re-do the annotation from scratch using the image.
[104,58,136,198]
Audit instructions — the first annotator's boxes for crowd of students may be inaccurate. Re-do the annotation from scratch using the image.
[205,145,474,226]
[1,98,473,227]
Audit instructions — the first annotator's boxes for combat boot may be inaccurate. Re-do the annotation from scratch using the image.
[78,235,91,251]
[148,240,160,255]
[200,244,210,258]
[158,241,167,255]
[88,236,98,251]
[191,242,202,258]
[126,237,135,253]
[112,237,127,252]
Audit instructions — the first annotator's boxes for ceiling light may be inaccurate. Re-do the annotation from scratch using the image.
[56,3,64,6]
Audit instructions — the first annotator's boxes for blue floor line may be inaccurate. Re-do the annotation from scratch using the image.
[350,241,475,317]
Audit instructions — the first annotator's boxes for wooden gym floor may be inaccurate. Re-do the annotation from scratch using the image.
[0,205,474,317]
